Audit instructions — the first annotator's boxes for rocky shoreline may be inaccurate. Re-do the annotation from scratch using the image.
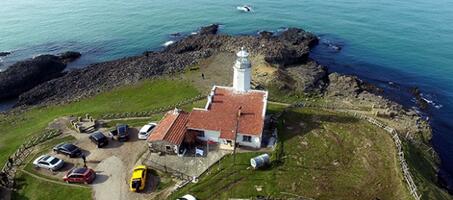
[1,24,449,194]
[0,24,433,140]
[0,52,81,101]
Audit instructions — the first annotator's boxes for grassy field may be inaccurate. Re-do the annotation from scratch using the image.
[12,172,92,200]
[404,141,453,200]
[171,108,412,200]
[0,79,199,166]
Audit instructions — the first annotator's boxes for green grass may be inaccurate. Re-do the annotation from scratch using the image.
[404,141,453,200]
[171,108,412,200]
[148,169,175,192]
[12,172,92,200]
[103,117,161,128]
[0,79,199,168]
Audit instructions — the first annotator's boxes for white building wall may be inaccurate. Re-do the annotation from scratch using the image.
[233,67,251,92]
[197,130,221,142]
[236,133,261,148]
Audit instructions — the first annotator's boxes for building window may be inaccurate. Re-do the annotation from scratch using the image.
[165,145,172,151]
[242,135,252,142]
[197,131,205,138]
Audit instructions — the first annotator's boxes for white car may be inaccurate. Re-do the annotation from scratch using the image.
[33,155,64,171]
[177,194,197,200]
[138,122,157,140]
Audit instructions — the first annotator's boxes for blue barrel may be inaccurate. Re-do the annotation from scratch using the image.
[250,153,270,169]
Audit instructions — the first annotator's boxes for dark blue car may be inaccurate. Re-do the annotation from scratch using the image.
[109,124,129,141]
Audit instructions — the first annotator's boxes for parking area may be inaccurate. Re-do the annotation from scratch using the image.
[28,117,161,200]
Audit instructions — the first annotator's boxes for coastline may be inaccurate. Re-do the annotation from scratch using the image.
[0,24,451,195]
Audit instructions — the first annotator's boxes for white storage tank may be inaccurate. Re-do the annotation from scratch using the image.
[250,153,270,169]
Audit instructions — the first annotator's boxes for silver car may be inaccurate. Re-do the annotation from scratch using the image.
[33,155,64,171]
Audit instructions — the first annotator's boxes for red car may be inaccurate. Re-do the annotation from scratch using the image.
[63,167,96,184]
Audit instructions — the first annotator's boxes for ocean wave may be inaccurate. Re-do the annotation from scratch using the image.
[420,93,443,109]
[163,40,175,47]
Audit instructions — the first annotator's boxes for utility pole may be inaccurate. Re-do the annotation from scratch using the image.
[233,106,242,165]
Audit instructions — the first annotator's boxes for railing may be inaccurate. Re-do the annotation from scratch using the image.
[301,103,422,200]
[0,129,62,188]
[142,158,192,181]
[100,94,206,119]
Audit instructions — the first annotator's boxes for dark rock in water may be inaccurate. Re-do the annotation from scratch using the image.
[0,55,66,100]
[58,51,81,64]
[258,31,273,39]
[263,28,318,66]
[410,87,429,110]
[0,52,11,57]
[330,45,342,51]
[199,24,219,35]
[278,28,319,48]
[170,32,181,37]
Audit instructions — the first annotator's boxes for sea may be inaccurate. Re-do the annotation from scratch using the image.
[1,0,453,189]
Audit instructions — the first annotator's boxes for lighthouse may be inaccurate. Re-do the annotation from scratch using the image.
[233,47,252,92]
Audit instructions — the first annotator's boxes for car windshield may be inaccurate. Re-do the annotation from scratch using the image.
[131,179,141,189]
[93,132,104,139]
[49,157,59,165]
[63,144,77,151]
[73,168,88,174]
[41,155,50,161]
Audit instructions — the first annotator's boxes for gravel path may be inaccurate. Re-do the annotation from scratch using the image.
[92,156,127,200]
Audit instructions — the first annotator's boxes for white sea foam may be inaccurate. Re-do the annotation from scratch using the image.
[163,40,175,47]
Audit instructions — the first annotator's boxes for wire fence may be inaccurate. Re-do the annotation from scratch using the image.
[100,94,206,119]
[0,129,62,188]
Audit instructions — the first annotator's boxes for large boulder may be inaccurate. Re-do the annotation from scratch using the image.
[0,55,66,100]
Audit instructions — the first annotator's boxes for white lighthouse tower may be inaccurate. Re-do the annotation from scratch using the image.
[233,47,251,93]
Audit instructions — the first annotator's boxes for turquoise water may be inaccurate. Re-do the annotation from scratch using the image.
[1,0,453,188]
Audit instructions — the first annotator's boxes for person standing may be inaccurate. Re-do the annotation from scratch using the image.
[81,153,87,168]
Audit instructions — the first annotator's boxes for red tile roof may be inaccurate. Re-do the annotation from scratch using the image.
[187,86,267,140]
[148,110,190,145]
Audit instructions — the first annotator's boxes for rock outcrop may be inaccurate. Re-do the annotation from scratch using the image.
[0,51,82,101]
[0,55,66,100]
[58,51,82,64]
[0,52,11,57]
[326,73,363,97]
[199,24,219,35]
[16,25,321,106]
[410,87,429,110]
